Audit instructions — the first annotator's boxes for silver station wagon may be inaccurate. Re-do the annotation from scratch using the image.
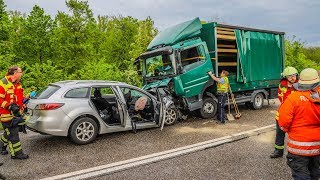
[27,80,175,144]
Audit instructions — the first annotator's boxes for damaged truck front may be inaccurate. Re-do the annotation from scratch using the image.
[134,18,284,122]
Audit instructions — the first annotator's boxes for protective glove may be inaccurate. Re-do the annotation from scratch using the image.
[8,103,20,115]
[10,116,24,127]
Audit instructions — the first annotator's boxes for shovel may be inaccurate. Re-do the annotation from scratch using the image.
[227,95,235,121]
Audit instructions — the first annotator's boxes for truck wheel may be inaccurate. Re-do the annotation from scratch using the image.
[199,97,217,119]
[251,93,264,110]
[69,117,98,145]
[164,106,177,126]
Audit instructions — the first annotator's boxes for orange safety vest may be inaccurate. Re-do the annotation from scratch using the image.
[278,87,320,156]
[0,76,25,122]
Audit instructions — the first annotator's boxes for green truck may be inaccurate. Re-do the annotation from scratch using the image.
[134,18,284,124]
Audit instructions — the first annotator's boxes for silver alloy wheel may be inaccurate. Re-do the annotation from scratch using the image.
[165,108,177,125]
[203,102,214,114]
[76,122,95,141]
[255,95,263,107]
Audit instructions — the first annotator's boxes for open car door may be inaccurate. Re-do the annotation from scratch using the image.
[156,88,173,131]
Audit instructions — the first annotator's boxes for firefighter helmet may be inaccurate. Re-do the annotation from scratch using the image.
[299,68,319,85]
[282,66,298,77]
[294,68,320,91]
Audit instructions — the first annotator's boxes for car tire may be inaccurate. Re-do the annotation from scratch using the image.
[164,106,177,126]
[250,93,264,110]
[69,117,98,145]
[199,97,217,119]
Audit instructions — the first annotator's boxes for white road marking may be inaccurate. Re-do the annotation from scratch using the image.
[41,124,275,180]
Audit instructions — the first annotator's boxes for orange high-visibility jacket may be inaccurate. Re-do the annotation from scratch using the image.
[0,76,25,122]
[278,88,320,156]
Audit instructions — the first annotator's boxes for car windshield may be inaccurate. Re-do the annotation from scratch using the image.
[144,54,174,77]
[35,85,60,99]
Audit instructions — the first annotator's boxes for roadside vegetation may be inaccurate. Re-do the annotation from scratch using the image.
[0,0,319,94]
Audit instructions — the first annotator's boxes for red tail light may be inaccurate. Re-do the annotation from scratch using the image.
[35,103,64,110]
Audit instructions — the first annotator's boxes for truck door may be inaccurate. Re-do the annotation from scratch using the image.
[176,44,213,97]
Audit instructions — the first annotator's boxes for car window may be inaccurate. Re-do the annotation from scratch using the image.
[35,85,60,99]
[65,88,89,98]
[120,87,150,104]
[91,87,116,100]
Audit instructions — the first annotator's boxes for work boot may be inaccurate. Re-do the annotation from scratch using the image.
[0,173,5,180]
[270,149,283,158]
[0,146,8,155]
[11,153,29,160]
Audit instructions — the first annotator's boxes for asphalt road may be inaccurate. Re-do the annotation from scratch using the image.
[0,100,281,179]
[103,130,292,180]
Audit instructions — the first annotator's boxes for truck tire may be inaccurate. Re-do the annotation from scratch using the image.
[164,105,177,126]
[250,93,264,110]
[69,117,98,145]
[199,97,217,119]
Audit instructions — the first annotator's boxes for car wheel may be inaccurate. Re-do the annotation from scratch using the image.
[251,93,264,110]
[69,117,98,145]
[199,97,217,119]
[164,106,177,126]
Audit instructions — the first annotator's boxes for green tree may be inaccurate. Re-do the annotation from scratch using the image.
[51,0,98,74]
[284,38,319,72]
[13,5,53,64]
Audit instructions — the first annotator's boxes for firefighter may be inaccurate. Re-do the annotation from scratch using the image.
[208,70,229,124]
[0,66,29,159]
[270,66,298,158]
[278,68,320,179]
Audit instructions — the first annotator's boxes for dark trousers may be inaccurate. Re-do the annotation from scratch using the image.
[217,93,227,122]
[287,153,320,180]
[0,122,23,156]
[274,120,285,149]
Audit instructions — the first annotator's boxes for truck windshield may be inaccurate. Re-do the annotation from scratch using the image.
[144,54,174,77]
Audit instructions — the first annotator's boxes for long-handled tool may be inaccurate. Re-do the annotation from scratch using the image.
[227,95,235,121]
[229,85,241,119]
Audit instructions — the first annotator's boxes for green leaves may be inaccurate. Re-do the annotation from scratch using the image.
[0,0,157,93]
[285,38,320,72]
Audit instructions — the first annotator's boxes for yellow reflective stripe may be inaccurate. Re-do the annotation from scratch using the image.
[13,142,21,148]
[8,142,15,156]
[288,138,320,146]
[1,114,14,122]
[14,146,22,153]
[7,89,14,94]
[1,135,8,143]
[0,94,5,98]
[1,101,7,108]
[279,85,287,93]
[5,128,10,135]
[287,146,320,155]
[275,112,279,120]
[16,85,22,89]
[278,93,284,97]
[274,144,284,149]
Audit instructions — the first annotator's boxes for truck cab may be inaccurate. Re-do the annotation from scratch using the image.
[135,18,284,120]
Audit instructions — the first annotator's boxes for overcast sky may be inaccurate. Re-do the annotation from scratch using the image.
[4,0,320,46]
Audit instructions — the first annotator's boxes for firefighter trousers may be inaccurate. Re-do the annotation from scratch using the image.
[0,121,23,157]
[274,120,285,150]
[287,153,320,180]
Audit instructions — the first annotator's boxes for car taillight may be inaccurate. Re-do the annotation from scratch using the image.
[35,103,64,110]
